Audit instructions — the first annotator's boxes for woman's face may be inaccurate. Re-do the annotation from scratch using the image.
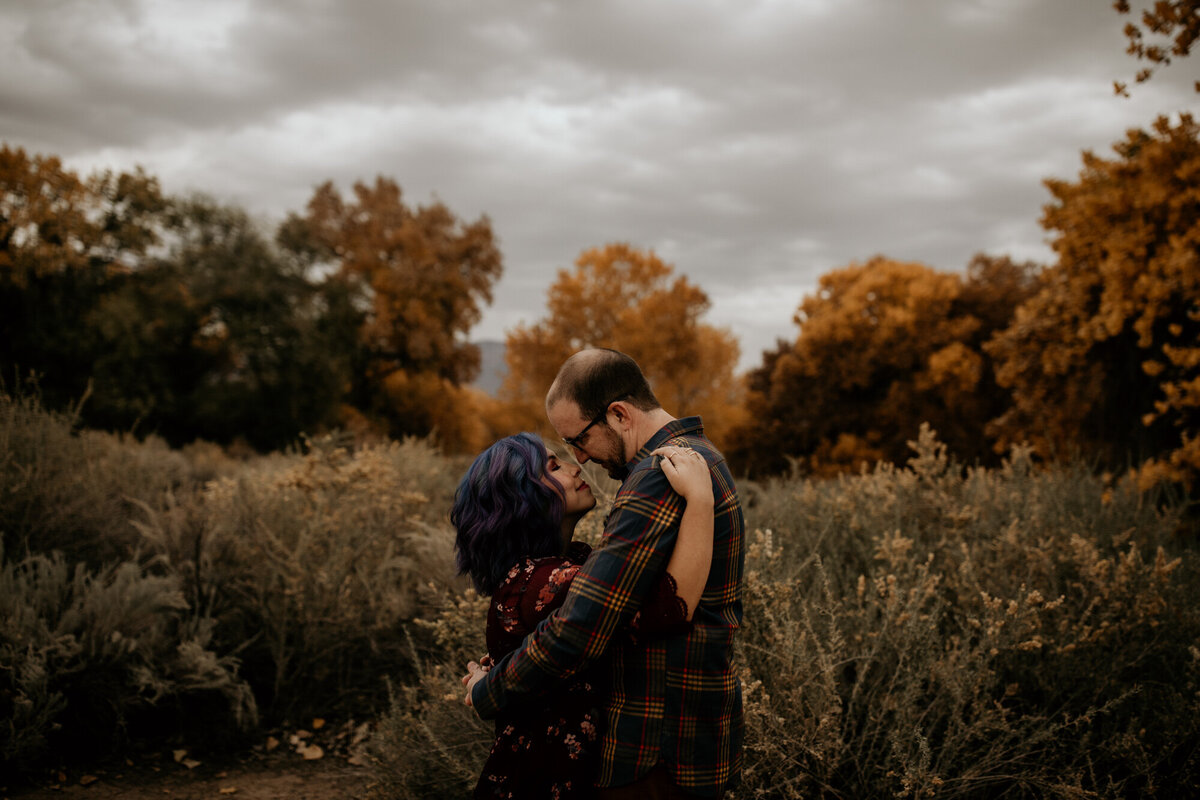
[540,449,596,517]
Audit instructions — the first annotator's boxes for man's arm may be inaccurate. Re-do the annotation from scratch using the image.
[469,464,682,717]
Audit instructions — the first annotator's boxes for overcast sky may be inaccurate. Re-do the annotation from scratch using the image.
[2,0,1196,371]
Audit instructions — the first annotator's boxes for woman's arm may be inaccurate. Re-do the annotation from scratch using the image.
[653,445,714,620]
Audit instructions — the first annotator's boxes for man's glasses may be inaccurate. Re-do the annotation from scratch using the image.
[562,395,625,450]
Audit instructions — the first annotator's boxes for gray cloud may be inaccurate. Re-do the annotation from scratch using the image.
[2,0,1196,369]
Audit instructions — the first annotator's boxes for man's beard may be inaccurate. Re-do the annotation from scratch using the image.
[594,426,628,481]
[604,462,629,482]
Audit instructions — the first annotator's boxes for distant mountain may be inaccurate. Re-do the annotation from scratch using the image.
[470,339,508,395]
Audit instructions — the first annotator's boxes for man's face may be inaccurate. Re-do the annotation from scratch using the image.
[548,399,628,480]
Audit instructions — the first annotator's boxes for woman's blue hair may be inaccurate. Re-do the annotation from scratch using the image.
[451,432,566,595]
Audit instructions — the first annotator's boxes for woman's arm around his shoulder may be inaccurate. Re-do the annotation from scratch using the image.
[652,445,714,620]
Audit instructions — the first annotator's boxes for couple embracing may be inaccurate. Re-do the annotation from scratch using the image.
[454,348,745,799]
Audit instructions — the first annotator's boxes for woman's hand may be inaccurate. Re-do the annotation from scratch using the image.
[461,654,492,706]
[652,445,713,507]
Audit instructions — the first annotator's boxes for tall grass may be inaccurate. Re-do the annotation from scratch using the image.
[5,391,1197,796]
[736,426,1198,798]
[130,435,465,718]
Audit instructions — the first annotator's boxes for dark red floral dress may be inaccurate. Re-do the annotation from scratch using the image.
[473,541,691,800]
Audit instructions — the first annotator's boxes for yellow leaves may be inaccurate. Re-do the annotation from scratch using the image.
[298,743,324,760]
[988,115,1200,486]
[500,242,743,449]
[285,175,502,446]
[923,342,983,396]
[1,143,163,287]
[738,253,1037,476]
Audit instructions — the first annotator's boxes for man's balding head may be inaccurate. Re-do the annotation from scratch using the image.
[546,348,660,420]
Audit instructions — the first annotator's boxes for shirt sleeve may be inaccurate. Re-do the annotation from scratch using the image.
[471,463,682,718]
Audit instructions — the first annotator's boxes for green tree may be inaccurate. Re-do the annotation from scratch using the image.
[86,196,347,449]
[0,144,164,410]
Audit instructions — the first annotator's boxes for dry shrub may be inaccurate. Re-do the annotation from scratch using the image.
[3,391,471,762]
[132,434,466,721]
[0,551,255,774]
[0,392,191,564]
[365,591,492,800]
[735,425,1200,798]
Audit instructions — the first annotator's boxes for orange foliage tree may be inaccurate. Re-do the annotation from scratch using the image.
[279,177,502,452]
[1,144,165,411]
[986,114,1200,489]
[495,243,745,449]
[731,255,1037,477]
[1114,0,1200,95]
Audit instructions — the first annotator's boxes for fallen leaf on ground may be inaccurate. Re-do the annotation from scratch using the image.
[182,758,202,769]
[219,787,238,795]
[299,744,324,761]
[312,718,325,730]
[79,775,98,786]
[350,722,371,746]
[265,736,279,752]
[347,753,367,767]
[173,749,187,763]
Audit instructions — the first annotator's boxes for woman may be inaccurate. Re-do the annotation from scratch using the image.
[452,432,714,800]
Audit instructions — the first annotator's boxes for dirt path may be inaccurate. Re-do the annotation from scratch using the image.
[5,755,372,800]
[4,724,376,800]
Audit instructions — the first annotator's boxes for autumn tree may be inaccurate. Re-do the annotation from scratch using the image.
[279,177,502,450]
[497,243,744,448]
[1114,0,1200,95]
[987,114,1200,489]
[85,196,350,449]
[731,255,1037,478]
[0,144,165,411]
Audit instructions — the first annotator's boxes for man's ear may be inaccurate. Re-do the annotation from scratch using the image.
[608,401,631,427]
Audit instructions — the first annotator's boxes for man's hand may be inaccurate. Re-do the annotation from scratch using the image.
[461,656,491,706]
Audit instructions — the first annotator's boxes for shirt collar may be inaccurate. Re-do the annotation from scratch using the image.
[627,416,704,470]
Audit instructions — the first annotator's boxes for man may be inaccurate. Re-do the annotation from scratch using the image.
[466,348,745,798]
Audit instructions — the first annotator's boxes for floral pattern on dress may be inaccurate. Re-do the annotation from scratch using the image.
[473,542,693,800]
[536,564,581,611]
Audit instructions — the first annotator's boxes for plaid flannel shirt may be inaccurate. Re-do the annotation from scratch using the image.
[472,416,745,798]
